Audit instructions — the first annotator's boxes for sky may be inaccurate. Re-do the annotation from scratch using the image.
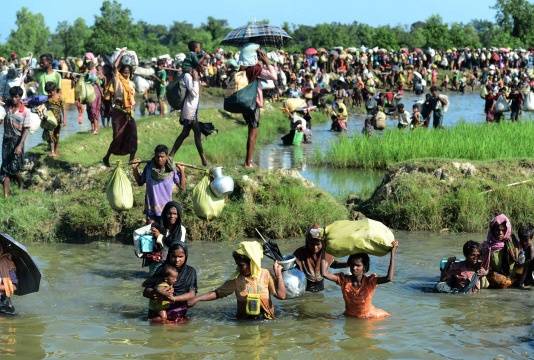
[0,0,498,41]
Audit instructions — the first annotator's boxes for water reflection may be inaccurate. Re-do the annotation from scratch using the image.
[0,316,46,359]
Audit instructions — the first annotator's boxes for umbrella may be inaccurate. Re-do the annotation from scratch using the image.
[0,232,41,296]
[221,23,291,47]
[305,48,317,56]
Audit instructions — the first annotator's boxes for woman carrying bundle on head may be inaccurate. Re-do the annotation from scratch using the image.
[322,240,398,319]
[102,50,138,167]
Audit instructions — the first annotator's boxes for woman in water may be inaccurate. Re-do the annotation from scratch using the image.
[143,242,196,323]
[322,240,398,319]
[293,224,346,292]
[188,241,286,320]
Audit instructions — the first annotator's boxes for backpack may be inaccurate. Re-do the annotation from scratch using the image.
[166,74,187,110]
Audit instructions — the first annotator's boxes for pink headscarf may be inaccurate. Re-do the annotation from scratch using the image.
[485,214,512,251]
[481,214,512,270]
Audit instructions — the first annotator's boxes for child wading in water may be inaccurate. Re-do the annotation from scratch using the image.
[322,240,398,319]
[147,264,179,323]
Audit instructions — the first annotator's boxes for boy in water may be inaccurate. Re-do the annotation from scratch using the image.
[148,265,178,322]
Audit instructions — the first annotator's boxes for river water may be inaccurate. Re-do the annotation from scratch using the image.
[1,234,532,359]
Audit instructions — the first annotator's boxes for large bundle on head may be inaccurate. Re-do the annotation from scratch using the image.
[325,219,394,257]
[106,163,134,211]
[282,98,307,114]
[110,49,139,68]
[192,176,225,220]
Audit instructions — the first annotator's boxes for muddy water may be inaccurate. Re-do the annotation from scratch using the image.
[1,234,532,359]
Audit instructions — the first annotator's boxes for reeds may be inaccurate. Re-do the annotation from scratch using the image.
[316,121,534,169]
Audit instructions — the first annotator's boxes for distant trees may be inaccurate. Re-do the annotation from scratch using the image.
[2,1,532,59]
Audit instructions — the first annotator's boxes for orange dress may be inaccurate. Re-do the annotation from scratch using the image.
[337,274,390,319]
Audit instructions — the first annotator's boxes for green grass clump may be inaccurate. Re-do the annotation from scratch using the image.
[316,121,534,169]
[360,159,534,232]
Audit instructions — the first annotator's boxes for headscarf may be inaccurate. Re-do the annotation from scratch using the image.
[485,214,512,252]
[234,241,263,279]
[0,252,16,298]
[116,70,135,110]
[159,201,184,248]
[145,242,197,297]
[481,214,512,271]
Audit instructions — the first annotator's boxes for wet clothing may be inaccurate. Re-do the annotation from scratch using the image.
[481,214,517,288]
[293,247,334,292]
[440,261,480,293]
[215,268,276,319]
[145,247,197,321]
[139,161,181,219]
[336,273,389,319]
[148,282,172,312]
[156,69,167,100]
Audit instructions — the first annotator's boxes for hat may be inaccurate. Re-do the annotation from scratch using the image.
[238,43,260,67]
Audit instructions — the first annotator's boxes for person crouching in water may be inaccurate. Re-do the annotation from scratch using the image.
[293,225,346,292]
[436,240,484,294]
[188,241,286,320]
[322,240,399,319]
[281,103,311,145]
[330,98,348,132]
[396,103,411,129]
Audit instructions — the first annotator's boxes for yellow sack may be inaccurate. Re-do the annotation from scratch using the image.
[283,98,307,113]
[61,79,75,104]
[325,219,394,257]
[192,176,225,220]
[106,163,134,211]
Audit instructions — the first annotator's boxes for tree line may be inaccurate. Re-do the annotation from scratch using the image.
[1,0,532,59]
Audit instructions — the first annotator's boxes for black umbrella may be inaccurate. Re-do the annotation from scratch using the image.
[221,23,291,48]
[0,232,41,296]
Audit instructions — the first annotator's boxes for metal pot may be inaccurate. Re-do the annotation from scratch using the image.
[279,255,297,271]
[209,167,234,197]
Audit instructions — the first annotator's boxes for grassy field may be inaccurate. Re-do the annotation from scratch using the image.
[30,106,306,167]
[315,121,534,169]
[1,108,346,243]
